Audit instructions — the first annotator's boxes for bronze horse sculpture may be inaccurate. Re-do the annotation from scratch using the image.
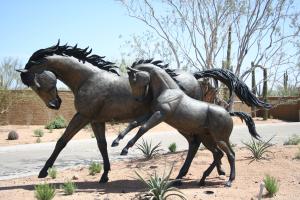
[17,41,269,184]
[124,64,260,187]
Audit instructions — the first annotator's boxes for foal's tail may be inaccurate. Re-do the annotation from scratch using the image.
[229,111,260,140]
[194,69,272,109]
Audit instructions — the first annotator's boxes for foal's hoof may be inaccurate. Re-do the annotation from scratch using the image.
[225,181,232,187]
[198,180,206,186]
[38,170,48,178]
[120,148,128,156]
[111,140,119,147]
[218,170,226,176]
[99,176,109,183]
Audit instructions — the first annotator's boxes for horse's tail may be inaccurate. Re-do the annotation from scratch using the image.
[193,69,272,109]
[229,111,260,140]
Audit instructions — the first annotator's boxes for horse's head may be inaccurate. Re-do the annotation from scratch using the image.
[127,67,150,102]
[17,69,61,110]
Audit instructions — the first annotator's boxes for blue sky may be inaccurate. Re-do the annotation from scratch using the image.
[0,0,146,65]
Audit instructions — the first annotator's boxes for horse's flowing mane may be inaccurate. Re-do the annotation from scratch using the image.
[25,40,120,75]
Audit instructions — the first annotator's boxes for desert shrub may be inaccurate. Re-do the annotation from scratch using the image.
[283,134,300,145]
[89,161,102,175]
[34,129,44,137]
[61,181,76,195]
[135,165,186,200]
[47,167,57,179]
[35,183,56,200]
[137,139,161,160]
[36,138,41,143]
[45,116,67,129]
[168,143,177,153]
[242,137,273,161]
[295,147,300,160]
[7,130,19,140]
[263,175,279,197]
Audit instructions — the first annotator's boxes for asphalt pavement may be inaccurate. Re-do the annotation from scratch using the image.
[0,122,299,180]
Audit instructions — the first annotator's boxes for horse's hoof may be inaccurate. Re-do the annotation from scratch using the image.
[111,140,119,147]
[172,180,182,186]
[120,148,128,155]
[99,176,109,183]
[38,170,48,178]
[198,180,206,186]
[218,170,226,176]
[225,181,232,187]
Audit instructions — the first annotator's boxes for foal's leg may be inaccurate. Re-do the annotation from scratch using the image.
[121,111,165,155]
[91,122,110,183]
[111,114,150,147]
[174,136,200,186]
[38,113,89,178]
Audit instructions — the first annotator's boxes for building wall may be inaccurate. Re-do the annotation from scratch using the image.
[0,90,299,125]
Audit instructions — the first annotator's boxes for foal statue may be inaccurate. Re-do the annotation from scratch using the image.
[124,64,260,187]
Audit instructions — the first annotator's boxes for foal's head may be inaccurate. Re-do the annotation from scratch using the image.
[127,67,150,102]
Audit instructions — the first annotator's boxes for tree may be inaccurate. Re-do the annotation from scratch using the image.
[0,57,23,114]
[118,0,300,93]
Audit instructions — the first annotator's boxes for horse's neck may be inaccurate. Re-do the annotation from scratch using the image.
[45,56,95,92]
[150,69,179,98]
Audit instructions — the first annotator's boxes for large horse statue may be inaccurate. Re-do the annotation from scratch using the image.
[16,41,269,184]
[124,64,261,187]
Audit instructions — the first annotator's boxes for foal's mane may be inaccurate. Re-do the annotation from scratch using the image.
[25,40,120,75]
[131,59,178,77]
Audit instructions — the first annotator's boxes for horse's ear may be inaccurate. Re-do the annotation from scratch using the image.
[16,69,28,73]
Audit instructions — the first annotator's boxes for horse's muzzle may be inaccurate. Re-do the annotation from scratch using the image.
[48,97,61,110]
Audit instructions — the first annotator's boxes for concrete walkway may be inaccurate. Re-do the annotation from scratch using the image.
[0,122,299,180]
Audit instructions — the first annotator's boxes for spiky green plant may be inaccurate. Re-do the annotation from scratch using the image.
[283,134,300,145]
[47,167,57,179]
[136,139,161,159]
[263,175,279,197]
[168,143,177,153]
[34,129,44,137]
[242,137,273,161]
[61,181,76,195]
[45,116,67,129]
[89,161,102,175]
[135,166,186,200]
[34,183,56,200]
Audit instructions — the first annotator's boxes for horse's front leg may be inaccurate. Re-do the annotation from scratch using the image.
[38,113,89,178]
[111,114,150,147]
[91,122,110,183]
[121,111,165,155]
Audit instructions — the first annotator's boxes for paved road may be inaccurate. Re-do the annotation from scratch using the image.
[0,122,299,180]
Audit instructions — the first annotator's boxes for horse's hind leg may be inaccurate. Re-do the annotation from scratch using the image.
[38,113,89,178]
[91,122,110,183]
[216,140,235,187]
[174,136,200,186]
[111,114,150,147]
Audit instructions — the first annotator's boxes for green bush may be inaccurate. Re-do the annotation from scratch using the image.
[263,175,279,197]
[61,181,76,195]
[242,137,273,161]
[47,167,57,179]
[89,161,102,175]
[283,134,300,145]
[36,138,41,143]
[45,116,67,129]
[7,130,19,140]
[136,139,161,160]
[135,165,186,200]
[168,143,177,153]
[34,129,44,137]
[35,183,56,200]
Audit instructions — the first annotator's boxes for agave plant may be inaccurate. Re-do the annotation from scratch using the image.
[135,165,186,200]
[242,136,274,161]
[136,139,161,159]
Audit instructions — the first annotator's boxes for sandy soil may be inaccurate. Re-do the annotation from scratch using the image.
[0,145,299,200]
[0,117,285,146]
